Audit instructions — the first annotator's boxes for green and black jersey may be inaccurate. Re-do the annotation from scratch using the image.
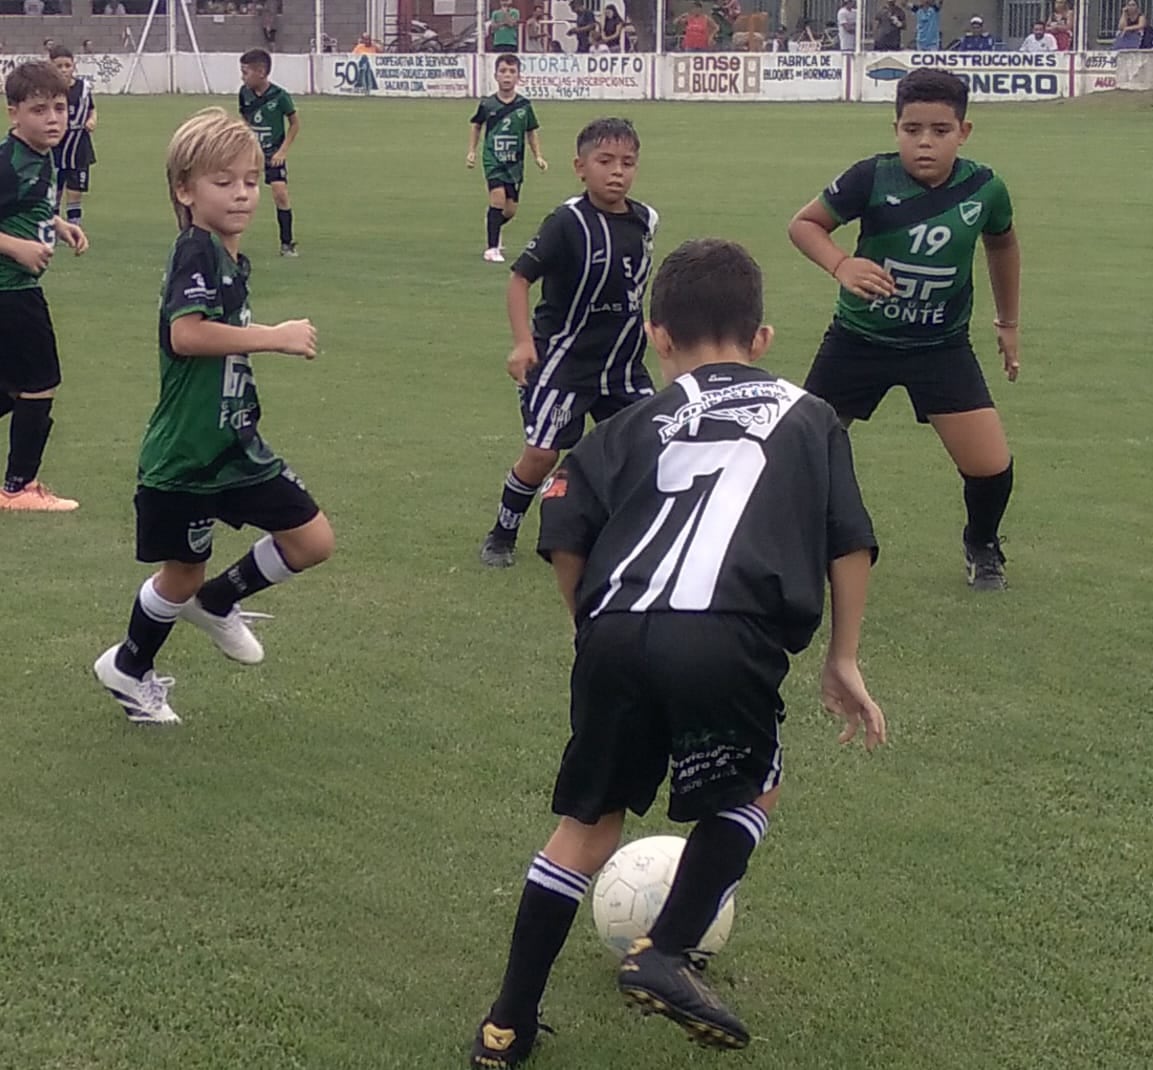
[138,226,283,493]
[821,153,1013,349]
[0,133,56,292]
[238,83,296,158]
[470,93,539,186]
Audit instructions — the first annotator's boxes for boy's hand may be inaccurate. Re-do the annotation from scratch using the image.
[273,319,317,359]
[270,149,286,167]
[466,150,477,168]
[832,257,896,300]
[7,238,54,274]
[820,656,886,753]
[85,115,96,132]
[996,324,1020,381]
[506,340,538,386]
[55,220,88,255]
[535,155,549,172]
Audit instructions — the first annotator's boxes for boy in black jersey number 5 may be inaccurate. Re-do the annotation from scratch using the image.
[789,68,1020,591]
[479,118,658,569]
[470,240,885,1067]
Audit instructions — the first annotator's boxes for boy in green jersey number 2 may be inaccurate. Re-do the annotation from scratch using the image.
[789,68,1020,592]
[94,109,334,726]
[239,49,300,257]
[467,54,547,263]
[0,61,88,513]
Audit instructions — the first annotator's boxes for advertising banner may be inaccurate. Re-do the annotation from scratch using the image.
[320,53,472,98]
[858,51,1072,102]
[663,52,845,102]
[486,53,652,101]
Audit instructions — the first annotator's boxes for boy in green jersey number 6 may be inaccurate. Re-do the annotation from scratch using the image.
[467,54,547,263]
[94,109,334,726]
[789,68,1020,592]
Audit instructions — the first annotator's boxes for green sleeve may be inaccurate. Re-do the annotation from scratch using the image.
[282,90,296,116]
[0,159,18,223]
[983,174,1013,236]
[525,102,540,132]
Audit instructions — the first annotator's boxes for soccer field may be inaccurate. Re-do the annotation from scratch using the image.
[2,91,1151,1069]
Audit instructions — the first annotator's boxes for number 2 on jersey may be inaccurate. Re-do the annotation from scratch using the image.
[908,223,951,256]
[631,439,766,611]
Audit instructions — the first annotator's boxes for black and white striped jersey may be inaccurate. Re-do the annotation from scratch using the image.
[537,363,878,652]
[53,78,96,172]
[512,193,658,397]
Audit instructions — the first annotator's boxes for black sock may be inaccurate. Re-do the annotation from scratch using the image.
[196,534,298,616]
[0,394,14,419]
[277,208,294,245]
[4,397,53,493]
[115,577,188,678]
[649,804,769,954]
[963,459,1013,547]
[490,853,592,1027]
[66,202,82,226]
[486,206,505,249]
[490,469,541,543]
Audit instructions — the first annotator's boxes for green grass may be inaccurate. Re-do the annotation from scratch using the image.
[2,92,1151,1069]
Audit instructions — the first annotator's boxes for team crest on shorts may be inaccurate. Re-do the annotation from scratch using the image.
[187,519,215,554]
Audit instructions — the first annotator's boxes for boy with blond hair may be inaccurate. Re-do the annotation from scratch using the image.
[94,108,333,725]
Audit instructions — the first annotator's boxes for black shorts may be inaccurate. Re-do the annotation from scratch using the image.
[264,161,288,185]
[804,323,994,424]
[58,168,91,194]
[486,176,521,202]
[519,379,652,451]
[552,613,789,825]
[134,469,319,564]
[0,288,62,394]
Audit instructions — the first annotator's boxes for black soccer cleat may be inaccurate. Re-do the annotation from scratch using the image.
[479,532,517,569]
[618,938,750,1050]
[469,1017,542,1068]
[963,535,1007,591]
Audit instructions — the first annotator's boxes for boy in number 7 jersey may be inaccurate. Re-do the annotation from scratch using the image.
[789,68,1020,591]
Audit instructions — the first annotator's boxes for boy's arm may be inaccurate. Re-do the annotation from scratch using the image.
[53,215,88,255]
[506,272,537,384]
[982,227,1021,381]
[788,197,895,300]
[86,101,97,131]
[527,129,547,170]
[170,314,316,359]
[0,231,53,274]
[550,551,586,619]
[270,112,299,166]
[466,122,481,166]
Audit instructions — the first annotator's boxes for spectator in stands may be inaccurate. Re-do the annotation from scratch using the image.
[1114,0,1146,47]
[569,0,596,52]
[910,0,942,49]
[24,0,45,14]
[1046,0,1073,49]
[83,39,94,52]
[602,3,624,49]
[874,0,906,49]
[524,5,550,51]
[837,0,857,50]
[104,0,127,11]
[490,0,521,51]
[676,1,719,50]
[352,31,380,54]
[955,15,995,48]
[548,37,564,51]
[262,8,279,48]
[1020,19,1057,50]
[588,23,610,50]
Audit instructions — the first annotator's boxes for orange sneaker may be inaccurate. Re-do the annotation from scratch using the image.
[0,481,79,512]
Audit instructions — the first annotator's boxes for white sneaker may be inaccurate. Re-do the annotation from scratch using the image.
[483,247,505,263]
[179,598,267,665]
[93,645,180,725]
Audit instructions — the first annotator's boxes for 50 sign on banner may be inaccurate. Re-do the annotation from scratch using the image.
[324,53,472,98]
[499,54,653,101]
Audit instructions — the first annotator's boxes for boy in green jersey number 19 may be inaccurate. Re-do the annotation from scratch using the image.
[467,54,547,263]
[94,109,334,726]
[789,68,1020,592]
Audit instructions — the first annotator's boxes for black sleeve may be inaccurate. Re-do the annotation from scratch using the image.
[826,421,879,563]
[469,101,486,126]
[819,157,877,226]
[237,89,245,116]
[0,159,19,223]
[537,449,609,563]
[164,232,224,322]
[511,209,572,283]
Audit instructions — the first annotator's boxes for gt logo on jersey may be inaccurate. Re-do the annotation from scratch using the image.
[493,134,519,162]
[880,258,957,301]
[222,354,255,400]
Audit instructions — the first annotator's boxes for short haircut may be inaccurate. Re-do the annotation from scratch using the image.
[494,53,521,71]
[166,107,262,230]
[650,239,763,351]
[896,68,969,120]
[576,117,640,156]
[48,45,74,61]
[240,48,272,73]
[5,60,69,106]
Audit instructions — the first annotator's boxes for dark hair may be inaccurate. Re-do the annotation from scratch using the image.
[48,44,74,60]
[494,53,521,71]
[240,48,272,73]
[576,117,640,156]
[650,239,763,350]
[5,60,69,106]
[895,68,968,120]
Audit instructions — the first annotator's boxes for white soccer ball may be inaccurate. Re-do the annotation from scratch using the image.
[592,835,735,958]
